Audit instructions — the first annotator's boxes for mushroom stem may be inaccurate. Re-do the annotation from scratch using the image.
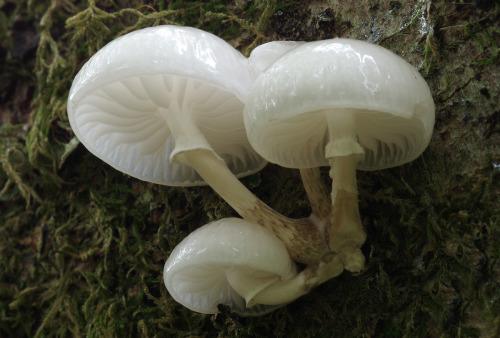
[182,150,329,264]
[299,167,331,219]
[327,155,366,272]
[324,110,366,272]
[248,252,344,306]
[160,85,327,264]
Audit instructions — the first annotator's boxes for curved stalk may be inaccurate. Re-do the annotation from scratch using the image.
[162,80,328,264]
[183,150,329,264]
[248,252,344,306]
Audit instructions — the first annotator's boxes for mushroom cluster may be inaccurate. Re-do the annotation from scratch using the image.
[67,25,435,316]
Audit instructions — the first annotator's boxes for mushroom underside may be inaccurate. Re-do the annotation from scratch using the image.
[70,75,265,186]
[247,109,428,170]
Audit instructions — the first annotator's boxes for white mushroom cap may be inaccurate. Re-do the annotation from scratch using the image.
[244,38,435,170]
[248,41,305,74]
[163,218,297,316]
[67,25,266,186]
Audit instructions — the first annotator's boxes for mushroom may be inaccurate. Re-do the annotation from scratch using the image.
[164,217,344,316]
[244,38,435,272]
[67,25,326,264]
[68,25,262,187]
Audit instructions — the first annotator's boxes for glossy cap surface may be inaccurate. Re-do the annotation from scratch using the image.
[244,38,435,170]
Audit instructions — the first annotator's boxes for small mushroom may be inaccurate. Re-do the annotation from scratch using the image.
[67,25,326,264]
[164,218,343,316]
[244,38,435,272]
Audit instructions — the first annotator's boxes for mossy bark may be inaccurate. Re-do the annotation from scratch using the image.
[1,0,499,336]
